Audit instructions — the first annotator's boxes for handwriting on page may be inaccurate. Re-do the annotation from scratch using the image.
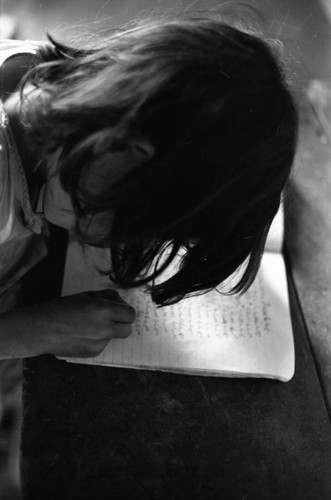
[116,273,272,343]
[96,256,285,375]
[80,245,273,343]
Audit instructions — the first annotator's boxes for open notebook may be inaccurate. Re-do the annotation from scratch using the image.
[60,206,294,382]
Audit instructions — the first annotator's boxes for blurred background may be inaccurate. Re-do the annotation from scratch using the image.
[0,1,330,499]
[1,0,331,86]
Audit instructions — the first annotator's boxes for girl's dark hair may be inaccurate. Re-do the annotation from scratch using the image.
[21,14,298,306]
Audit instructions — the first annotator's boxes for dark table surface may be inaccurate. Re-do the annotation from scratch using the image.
[19,99,331,499]
[20,270,331,500]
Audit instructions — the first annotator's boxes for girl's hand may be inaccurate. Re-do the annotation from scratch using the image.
[0,289,136,359]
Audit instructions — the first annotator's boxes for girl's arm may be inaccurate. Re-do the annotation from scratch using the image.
[0,289,135,359]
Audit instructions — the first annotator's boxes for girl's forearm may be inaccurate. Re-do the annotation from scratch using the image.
[0,290,135,360]
[0,309,38,359]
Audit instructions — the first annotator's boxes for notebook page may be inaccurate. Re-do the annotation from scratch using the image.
[60,239,294,382]
[265,203,284,254]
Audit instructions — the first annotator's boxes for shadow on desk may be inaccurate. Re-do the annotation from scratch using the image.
[20,262,331,500]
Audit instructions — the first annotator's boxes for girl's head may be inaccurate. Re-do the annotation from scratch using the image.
[22,14,298,305]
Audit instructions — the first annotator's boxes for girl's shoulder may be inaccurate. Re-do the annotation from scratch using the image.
[0,41,47,295]
[0,41,45,242]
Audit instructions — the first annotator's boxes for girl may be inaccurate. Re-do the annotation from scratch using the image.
[0,14,298,360]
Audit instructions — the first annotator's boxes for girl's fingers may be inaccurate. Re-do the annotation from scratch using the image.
[107,301,136,324]
[84,289,136,323]
[111,321,133,339]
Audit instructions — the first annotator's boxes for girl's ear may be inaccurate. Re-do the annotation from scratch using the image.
[83,136,155,198]
[129,138,155,163]
[93,130,155,163]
